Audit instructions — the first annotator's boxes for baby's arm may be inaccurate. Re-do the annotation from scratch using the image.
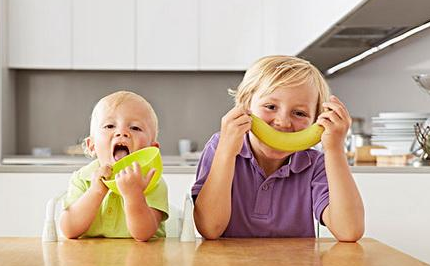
[123,194,163,241]
[116,162,162,241]
[194,107,252,239]
[60,165,111,239]
[317,95,365,242]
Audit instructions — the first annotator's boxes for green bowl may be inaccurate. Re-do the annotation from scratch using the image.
[102,147,163,196]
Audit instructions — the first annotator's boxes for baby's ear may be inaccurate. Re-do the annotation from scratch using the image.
[85,137,96,158]
[150,141,160,148]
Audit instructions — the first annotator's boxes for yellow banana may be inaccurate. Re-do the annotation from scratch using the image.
[250,114,324,152]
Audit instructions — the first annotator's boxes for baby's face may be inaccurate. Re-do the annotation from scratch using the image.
[249,83,319,158]
[88,98,157,166]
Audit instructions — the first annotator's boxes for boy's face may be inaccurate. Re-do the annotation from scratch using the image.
[87,98,158,166]
[249,83,319,159]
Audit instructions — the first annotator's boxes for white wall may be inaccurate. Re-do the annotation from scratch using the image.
[328,28,430,133]
[0,0,16,158]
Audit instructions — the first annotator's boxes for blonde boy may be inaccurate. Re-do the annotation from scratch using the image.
[60,91,168,241]
[192,56,364,241]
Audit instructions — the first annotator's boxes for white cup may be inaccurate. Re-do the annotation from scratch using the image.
[178,139,192,156]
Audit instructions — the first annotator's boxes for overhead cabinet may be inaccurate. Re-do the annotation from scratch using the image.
[72,0,135,70]
[8,0,72,69]
[8,0,363,71]
[136,0,199,70]
[199,0,263,70]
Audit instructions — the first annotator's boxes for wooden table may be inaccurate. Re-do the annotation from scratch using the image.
[0,238,427,266]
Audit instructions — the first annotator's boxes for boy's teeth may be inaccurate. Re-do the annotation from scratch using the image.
[114,149,128,161]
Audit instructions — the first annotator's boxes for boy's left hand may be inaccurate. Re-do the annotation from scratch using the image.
[115,161,156,199]
[316,95,351,152]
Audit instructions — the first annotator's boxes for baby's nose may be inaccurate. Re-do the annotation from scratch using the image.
[115,130,130,138]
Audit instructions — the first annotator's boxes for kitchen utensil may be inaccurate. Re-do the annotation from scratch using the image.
[102,147,163,195]
[412,74,430,95]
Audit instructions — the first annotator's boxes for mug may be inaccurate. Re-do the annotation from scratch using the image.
[178,139,193,156]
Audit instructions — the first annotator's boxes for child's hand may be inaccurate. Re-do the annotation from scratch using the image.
[89,164,112,195]
[116,161,156,199]
[317,95,351,152]
[218,106,252,157]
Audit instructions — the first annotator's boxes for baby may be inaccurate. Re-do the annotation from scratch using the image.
[60,90,168,241]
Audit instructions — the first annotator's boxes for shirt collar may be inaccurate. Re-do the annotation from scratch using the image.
[239,133,312,174]
[289,150,312,173]
[238,133,253,159]
[81,159,101,181]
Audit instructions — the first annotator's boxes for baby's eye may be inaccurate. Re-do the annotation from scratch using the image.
[130,126,142,131]
[264,104,276,111]
[104,124,115,129]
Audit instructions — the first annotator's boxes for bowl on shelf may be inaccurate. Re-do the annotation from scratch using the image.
[412,74,430,95]
[102,147,163,196]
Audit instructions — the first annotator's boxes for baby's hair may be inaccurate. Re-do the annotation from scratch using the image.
[228,55,331,118]
[82,90,158,158]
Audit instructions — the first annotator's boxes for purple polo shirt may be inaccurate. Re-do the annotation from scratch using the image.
[191,132,329,238]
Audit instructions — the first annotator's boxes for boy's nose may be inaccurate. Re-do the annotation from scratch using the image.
[274,114,292,129]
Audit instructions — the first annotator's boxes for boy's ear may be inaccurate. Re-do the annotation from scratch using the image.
[150,141,160,148]
[85,137,96,158]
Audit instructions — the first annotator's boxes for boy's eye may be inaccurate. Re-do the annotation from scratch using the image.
[293,110,308,117]
[104,124,115,129]
[130,126,142,131]
[265,104,276,111]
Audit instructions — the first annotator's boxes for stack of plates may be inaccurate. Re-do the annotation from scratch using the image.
[371,112,429,154]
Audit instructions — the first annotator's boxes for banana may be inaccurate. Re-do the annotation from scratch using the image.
[250,114,324,152]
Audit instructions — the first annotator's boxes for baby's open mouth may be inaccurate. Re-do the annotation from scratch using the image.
[113,144,130,161]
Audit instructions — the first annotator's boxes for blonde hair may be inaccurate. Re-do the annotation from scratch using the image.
[229,55,330,118]
[83,90,158,157]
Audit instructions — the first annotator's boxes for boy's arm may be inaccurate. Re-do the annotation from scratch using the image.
[317,95,365,242]
[123,194,163,241]
[193,107,252,239]
[322,147,365,242]
[194,150,236,239]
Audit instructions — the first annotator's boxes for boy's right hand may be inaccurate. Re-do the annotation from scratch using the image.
[218,106,252,157]
[89,165,112,195]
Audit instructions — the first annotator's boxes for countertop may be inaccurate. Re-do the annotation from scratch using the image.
[0,237,426,266]
[1,155,430,174]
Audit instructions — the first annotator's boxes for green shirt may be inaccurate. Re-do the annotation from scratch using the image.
[62,160,169,238]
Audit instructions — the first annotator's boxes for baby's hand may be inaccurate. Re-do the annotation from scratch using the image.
[317,95,351,152]
[116,161,156,199]
[218,106,252,157]
[89,164,112,195]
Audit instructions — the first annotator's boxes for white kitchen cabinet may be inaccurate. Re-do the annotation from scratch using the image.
[136,0,198,70]
[7,0,364,70]
[163,173,196,237]
[354,173,430,264]
[0,172,196,238]
[199,0,264,70]
[264,0,363,56]
[72,0,135,70]
[8,0,72,69]
[0,173,70,237]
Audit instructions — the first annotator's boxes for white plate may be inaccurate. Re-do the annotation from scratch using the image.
[371,137,415,142]
[370,148,410,156]
[378,112,430,119]
[371,117,427,122]
[371,141,413,147]
[372,127,415,133]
